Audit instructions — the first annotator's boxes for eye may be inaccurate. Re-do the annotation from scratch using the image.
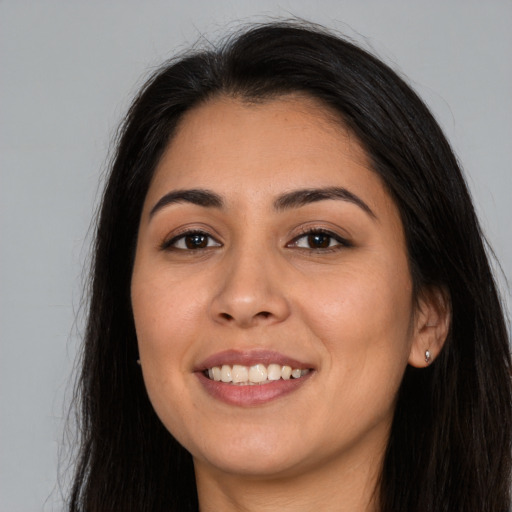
[162,231,222,251]
[288,229,350,251]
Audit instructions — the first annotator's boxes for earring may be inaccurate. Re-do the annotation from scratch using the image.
[136,359,141,365]
[425,350,431,364]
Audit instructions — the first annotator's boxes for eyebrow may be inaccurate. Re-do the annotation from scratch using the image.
[149,185,375,219]
[274,187,376,218]
[149,188,224,218]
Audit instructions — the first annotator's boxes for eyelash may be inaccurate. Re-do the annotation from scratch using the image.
[160,230,221,251]
[287,228,352,252]
[161,228,351,253]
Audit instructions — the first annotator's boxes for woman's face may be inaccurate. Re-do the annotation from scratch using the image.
[131,95,423,480]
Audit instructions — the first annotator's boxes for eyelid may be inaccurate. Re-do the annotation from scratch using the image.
[286,227,352,250]
[158,223,351,252]
[160,227,222,251]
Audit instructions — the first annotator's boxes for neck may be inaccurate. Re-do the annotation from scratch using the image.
[194,449,382,512]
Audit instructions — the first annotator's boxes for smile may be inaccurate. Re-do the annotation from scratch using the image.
[205,363,311,385]
[196,350,315,406]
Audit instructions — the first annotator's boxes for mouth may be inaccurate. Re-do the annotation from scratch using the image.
[195,350,315,406]
[204,364,311,385]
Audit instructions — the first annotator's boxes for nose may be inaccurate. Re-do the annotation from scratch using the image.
[210,246,291,328]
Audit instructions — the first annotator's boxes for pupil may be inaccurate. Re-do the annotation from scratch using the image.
[308,233,330,248]
[185,234,207,249]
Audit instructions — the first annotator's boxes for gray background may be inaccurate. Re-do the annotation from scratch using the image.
[1,1,510,510]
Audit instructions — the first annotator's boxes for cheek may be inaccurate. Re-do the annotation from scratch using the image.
[307,267,410,321]
[298,261,414,386]
[298,267,413,436]
[131,265,202,401]
[131,272,203,445]
[132,263,205,354]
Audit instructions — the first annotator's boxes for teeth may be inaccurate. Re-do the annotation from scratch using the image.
[221,365,232,383]
[205,363,310,384]
[291,368,302,379]
[232,364,249,383]
[249,364,267,383]
[211,366,221,381]
[267,363,282,381]
[281,365,292,380]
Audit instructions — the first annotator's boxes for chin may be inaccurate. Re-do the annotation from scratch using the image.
[197,451,307,480]
[189,429,310,478]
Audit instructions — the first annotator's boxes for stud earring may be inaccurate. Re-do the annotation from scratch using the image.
[136,359,141,365]
[425,350,431,364]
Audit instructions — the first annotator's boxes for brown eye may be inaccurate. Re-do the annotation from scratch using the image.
[163,231,222,251]
[184,233,208,249]
[307,233,331,249]
[288,229,350,251]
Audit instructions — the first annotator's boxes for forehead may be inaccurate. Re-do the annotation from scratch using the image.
[144,95,392,216]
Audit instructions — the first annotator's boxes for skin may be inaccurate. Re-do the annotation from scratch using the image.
[131,95,448,512]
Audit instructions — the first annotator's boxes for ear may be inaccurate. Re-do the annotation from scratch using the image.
[408,286,451,368]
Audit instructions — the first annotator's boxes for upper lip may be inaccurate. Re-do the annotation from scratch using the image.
[195,349,314,372]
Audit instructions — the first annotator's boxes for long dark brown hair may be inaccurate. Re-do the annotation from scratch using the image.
[68,21,512,511]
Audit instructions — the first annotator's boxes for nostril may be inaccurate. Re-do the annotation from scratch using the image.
[218,310,272,322]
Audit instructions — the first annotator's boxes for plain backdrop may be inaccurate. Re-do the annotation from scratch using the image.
[1,1,510,510]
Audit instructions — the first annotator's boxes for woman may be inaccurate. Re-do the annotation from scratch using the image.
[69,22,512,511]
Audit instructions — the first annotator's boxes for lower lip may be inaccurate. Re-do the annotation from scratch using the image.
[196,371,313,406]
